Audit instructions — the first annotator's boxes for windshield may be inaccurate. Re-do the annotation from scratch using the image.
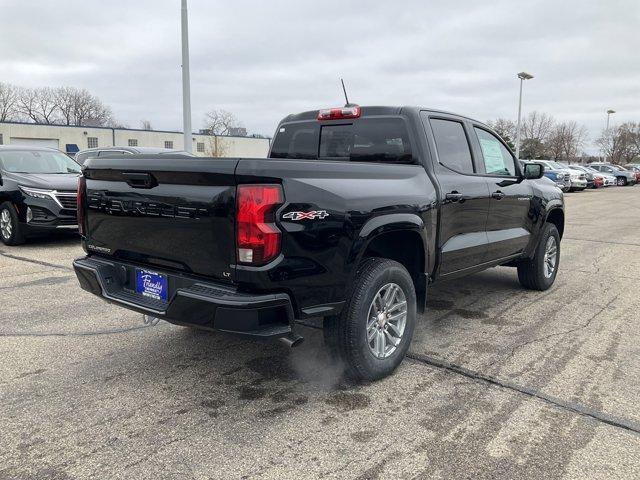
[548,161,566,169]
[0,150,81,174]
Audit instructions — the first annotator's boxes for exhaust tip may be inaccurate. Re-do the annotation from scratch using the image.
[279,333,304,348]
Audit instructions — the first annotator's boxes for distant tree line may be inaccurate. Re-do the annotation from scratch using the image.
[487,111,640,164]
[0,81,122,127]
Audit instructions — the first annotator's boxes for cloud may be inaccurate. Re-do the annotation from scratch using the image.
[1,0,638,150]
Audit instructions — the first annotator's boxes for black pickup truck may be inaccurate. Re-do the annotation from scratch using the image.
[73,106,564,381]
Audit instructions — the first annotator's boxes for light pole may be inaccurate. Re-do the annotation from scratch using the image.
[606,109,615,130]
[181,0,192,153]
[515,71,534,159]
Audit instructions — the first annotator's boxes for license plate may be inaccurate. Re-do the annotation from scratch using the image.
[135,269,168,301]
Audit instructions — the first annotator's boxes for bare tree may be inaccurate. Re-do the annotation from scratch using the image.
[17,87,41,123]
[207,136,230,157]
[203,109,242,136]
[486,118,516,150]
[140,120,153,130]
[521,111,555,141]
[596,127,629,164]
[0,82,19,121]
[73,89,113,126]
[547,121,588,163]
[618,122,640,162]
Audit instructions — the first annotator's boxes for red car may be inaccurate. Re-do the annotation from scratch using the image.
[593,175,604,188]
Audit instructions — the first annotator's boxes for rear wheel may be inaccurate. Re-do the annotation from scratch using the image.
[617,177,627,186]
[517,223,560,291]
[0,202,25,246]
[324,258,416,382]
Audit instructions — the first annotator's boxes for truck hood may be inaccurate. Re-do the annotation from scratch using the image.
[4,172,80,191]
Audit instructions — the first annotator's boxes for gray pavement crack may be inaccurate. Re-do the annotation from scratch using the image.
[0,251,74,271]
[406,351,640,437]
[563,237,640,247]
[0,325,153,337]
[502,293,620,362]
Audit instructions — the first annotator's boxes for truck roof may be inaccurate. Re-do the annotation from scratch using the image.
[279,105,489,128]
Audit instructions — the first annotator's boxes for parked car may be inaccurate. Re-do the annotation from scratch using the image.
[583,166,615,186]
[568,165,601,189]
[528,160,572,192]
[589,163,636,186]
[0,146,80,245]
[620,165,640,184]
[74,105,565,381]
[75,146,195,165]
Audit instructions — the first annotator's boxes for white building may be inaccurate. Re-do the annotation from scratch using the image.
[0,121,270,158]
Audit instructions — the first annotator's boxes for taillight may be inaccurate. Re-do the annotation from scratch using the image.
[77,175,86,236]
[317,106,361,121]
[236,184,284,265]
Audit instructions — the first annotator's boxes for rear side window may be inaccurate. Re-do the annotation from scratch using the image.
[474,127,516,176]
[270,118,414,164]
[429,119,474,174]
[270,123,320,160]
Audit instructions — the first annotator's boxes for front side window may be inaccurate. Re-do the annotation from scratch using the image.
[474,128,516,176]
[0,150,81,174]
[429,119,474,174]
[87,137,98,148]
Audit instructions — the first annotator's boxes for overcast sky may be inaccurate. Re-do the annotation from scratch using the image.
[1,0,638,150]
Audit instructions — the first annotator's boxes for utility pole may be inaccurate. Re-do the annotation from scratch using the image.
[181,0,192,153]
[515,71,534,159]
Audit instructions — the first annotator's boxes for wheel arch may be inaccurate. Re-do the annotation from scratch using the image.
[350,214,428,313]
[545,207,565,239]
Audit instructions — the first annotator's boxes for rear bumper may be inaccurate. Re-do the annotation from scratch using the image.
[73,256,294,337]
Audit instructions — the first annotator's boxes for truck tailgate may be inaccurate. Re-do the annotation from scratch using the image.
[82,156,239,283]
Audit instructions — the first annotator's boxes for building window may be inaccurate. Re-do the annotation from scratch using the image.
[87,137,98,149]
[196,142,205,153]
[0,133,3,145]
[128,139,138,147]
[164,141,173,149]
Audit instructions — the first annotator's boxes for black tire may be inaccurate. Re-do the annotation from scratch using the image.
[324,258,416,382]
[0,202,25,246]
[517,223,560,291]
[617,177,627,186]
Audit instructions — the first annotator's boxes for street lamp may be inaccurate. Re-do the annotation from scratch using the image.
[515,71,534,159]
[606,109,615,130]
[181,0,192,153]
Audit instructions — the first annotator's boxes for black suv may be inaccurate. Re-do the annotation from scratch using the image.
[0,146,81,245]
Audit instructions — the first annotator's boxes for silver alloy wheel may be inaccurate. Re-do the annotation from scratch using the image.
[617,177,625,186]
[543,236,558,278]
[0,209,12,240]
[366,282,407,359]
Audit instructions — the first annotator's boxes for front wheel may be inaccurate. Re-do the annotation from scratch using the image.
[0,202,25,246]
[617,177,627,186]
[324,258,416,382]
[517,223,560,291]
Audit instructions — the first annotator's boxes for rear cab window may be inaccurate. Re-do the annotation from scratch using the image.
[270,117,414,164]
[428,118,474,174]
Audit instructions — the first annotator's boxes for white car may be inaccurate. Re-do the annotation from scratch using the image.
[539,160,587,191]
[584,166,615,186]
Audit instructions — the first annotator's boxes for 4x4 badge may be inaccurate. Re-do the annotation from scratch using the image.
[282,210,329,221]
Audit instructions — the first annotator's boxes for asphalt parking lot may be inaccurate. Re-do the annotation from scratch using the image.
[1,187,639,479]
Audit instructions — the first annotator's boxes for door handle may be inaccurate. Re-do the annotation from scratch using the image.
[492,191,505,200]
[122,172,157,189]
[445,191,464,202]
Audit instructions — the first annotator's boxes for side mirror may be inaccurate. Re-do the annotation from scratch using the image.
[523,162,544,180]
